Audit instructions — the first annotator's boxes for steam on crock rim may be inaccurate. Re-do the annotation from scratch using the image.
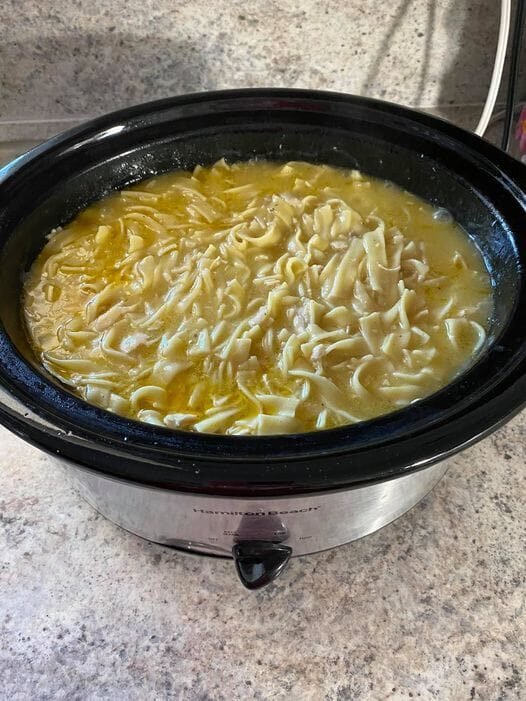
[0,89,525,496]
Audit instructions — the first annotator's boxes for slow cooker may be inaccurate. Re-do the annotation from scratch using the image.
[0,90,525,589]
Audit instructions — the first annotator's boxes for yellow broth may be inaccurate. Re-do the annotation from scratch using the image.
[23,160,492,434]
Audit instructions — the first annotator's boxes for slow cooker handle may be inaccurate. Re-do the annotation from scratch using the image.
[232,541,292,590]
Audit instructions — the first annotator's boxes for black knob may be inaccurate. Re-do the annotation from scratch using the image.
[232,541,292,590]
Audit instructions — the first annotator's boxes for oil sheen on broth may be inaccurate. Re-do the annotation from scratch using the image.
[23,160,492,435]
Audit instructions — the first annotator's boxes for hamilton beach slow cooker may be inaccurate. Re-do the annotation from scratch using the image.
[0,90,525,588]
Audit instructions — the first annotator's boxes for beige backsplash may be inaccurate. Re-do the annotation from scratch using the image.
[0,0,502,142]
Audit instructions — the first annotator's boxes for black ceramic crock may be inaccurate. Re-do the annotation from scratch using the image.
[0,89,525,498]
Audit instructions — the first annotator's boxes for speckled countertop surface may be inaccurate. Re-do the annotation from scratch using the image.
[1,1,526,698]
[1,415,525,700]
[0,0,511,141]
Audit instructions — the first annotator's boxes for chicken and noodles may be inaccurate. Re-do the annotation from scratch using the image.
[23,160,492,434]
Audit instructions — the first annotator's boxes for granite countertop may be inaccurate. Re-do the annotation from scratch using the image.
[2,413,525,700]
[0,0,503,141]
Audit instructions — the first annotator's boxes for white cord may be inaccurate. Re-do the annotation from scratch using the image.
[474,0,511,136]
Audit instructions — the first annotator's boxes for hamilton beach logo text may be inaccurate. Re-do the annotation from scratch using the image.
[192,507,321,516]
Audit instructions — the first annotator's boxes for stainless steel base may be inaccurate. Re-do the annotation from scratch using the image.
[65,460,449,557]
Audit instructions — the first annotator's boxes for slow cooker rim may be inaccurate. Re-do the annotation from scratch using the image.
[2,87,526,195]
[0,88,525,494]
[0,373,524,496]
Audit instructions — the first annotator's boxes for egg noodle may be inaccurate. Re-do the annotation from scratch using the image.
[23,160,492,434]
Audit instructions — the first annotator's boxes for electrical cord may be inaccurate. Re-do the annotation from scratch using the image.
[501,0,526,151]
[474,0,511,137]
[488,102,526,126]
